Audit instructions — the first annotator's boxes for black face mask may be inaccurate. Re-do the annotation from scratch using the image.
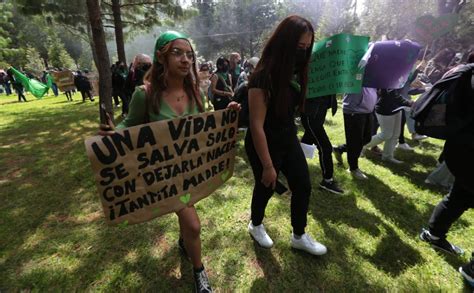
[221,64,229,72]
[294,48,307,71]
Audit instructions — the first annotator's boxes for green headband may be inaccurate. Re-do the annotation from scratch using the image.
[153,31,189,63]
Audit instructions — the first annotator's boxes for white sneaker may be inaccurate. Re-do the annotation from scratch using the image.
[397,143,414,151]
[291,233,327,255]
[248,221,273,248]
[412,133,428,141]
[348,168,368,180]
[382,157,403,164]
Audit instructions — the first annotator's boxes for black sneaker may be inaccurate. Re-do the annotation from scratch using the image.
[419,228,464,255]
[333,147,343,165]
[459,252,474,287]
[193,266,213,293]
[178,237,189,258]
[319,179,344,195]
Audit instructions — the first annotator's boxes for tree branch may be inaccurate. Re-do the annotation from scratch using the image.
[57,23,90,43]
[119,1,166,8]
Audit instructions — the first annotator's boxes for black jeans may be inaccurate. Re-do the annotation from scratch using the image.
[429,179,474,238]
[80,90,93,101]
[17,91,26,102]
[335,112,373,170]
[301,100,334,180]
[113,92,129,115]
[245,127,311,235]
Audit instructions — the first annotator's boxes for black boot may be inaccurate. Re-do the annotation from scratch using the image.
[459,252,474,287]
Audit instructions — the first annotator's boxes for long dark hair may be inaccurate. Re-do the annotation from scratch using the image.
[251,15,314,118]
[143,40,204,115]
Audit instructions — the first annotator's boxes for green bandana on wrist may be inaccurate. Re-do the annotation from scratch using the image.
[153,31,189,63]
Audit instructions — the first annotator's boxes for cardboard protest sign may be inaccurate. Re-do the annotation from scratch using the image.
[51,70,76,92]
[85,109,238,225]
[308,33,369,98]
[413,14,458,43]
[362,40,422,89]
[84,72,99,97]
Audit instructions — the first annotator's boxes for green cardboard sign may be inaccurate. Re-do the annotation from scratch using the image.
[308,33,369,98]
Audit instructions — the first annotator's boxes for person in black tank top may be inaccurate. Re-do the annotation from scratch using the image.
[245,15,327,256]
[210,56,233,110]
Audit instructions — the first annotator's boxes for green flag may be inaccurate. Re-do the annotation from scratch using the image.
[46,73,54,88]
[308,33,369,98]
[9,67,49,99]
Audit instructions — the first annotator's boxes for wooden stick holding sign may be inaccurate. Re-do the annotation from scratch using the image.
[84,109,239,225]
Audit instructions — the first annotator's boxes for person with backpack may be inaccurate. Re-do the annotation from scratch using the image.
[245,15,327,256]
[210,56,233,110]
[112,61,129,116]
[418,54,474,261]
[6,68,27,102]
[333,87,378,180]
[363,89,413,164]
[74,71,94,102]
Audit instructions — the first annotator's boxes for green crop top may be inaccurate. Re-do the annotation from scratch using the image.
[116,86,204,129]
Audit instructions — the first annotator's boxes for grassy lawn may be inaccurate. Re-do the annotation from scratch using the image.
[1,92,473,292]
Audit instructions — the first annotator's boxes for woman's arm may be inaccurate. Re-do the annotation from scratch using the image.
[210,74,220,95]
[248,88,276,189]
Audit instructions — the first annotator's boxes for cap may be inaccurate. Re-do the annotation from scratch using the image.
[248,57,260,67]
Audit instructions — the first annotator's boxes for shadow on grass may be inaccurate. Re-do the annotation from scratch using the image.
[0,103,200,290]
[365,225,423,276]
[309,169,427,277]
[351,174,434,236]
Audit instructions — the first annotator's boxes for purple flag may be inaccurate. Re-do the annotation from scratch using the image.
[362,40,422,89]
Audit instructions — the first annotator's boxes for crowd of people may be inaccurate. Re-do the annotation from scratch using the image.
[98,14,473,291]
[2,14,473,292]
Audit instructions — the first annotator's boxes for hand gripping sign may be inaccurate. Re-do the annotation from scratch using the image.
[85,109,239,225]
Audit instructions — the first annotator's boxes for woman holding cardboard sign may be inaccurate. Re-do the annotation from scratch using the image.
[99,31,239,293]
[245,15,327,256]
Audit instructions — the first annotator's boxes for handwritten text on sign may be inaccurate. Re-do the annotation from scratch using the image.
[84,110,238,225]
[308,33,369,98]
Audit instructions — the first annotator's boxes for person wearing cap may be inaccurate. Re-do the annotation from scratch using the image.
[99,31,240,293]
[236,57,259,88]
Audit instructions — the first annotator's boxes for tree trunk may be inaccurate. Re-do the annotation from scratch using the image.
[87,23,100,72]
[43,58,49,69]
[438,0,465,15]
[86,0,113,124]
[112,0,127,64]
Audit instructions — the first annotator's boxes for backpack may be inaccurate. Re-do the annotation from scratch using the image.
[209,73,232,105]
[411,64,474,139]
